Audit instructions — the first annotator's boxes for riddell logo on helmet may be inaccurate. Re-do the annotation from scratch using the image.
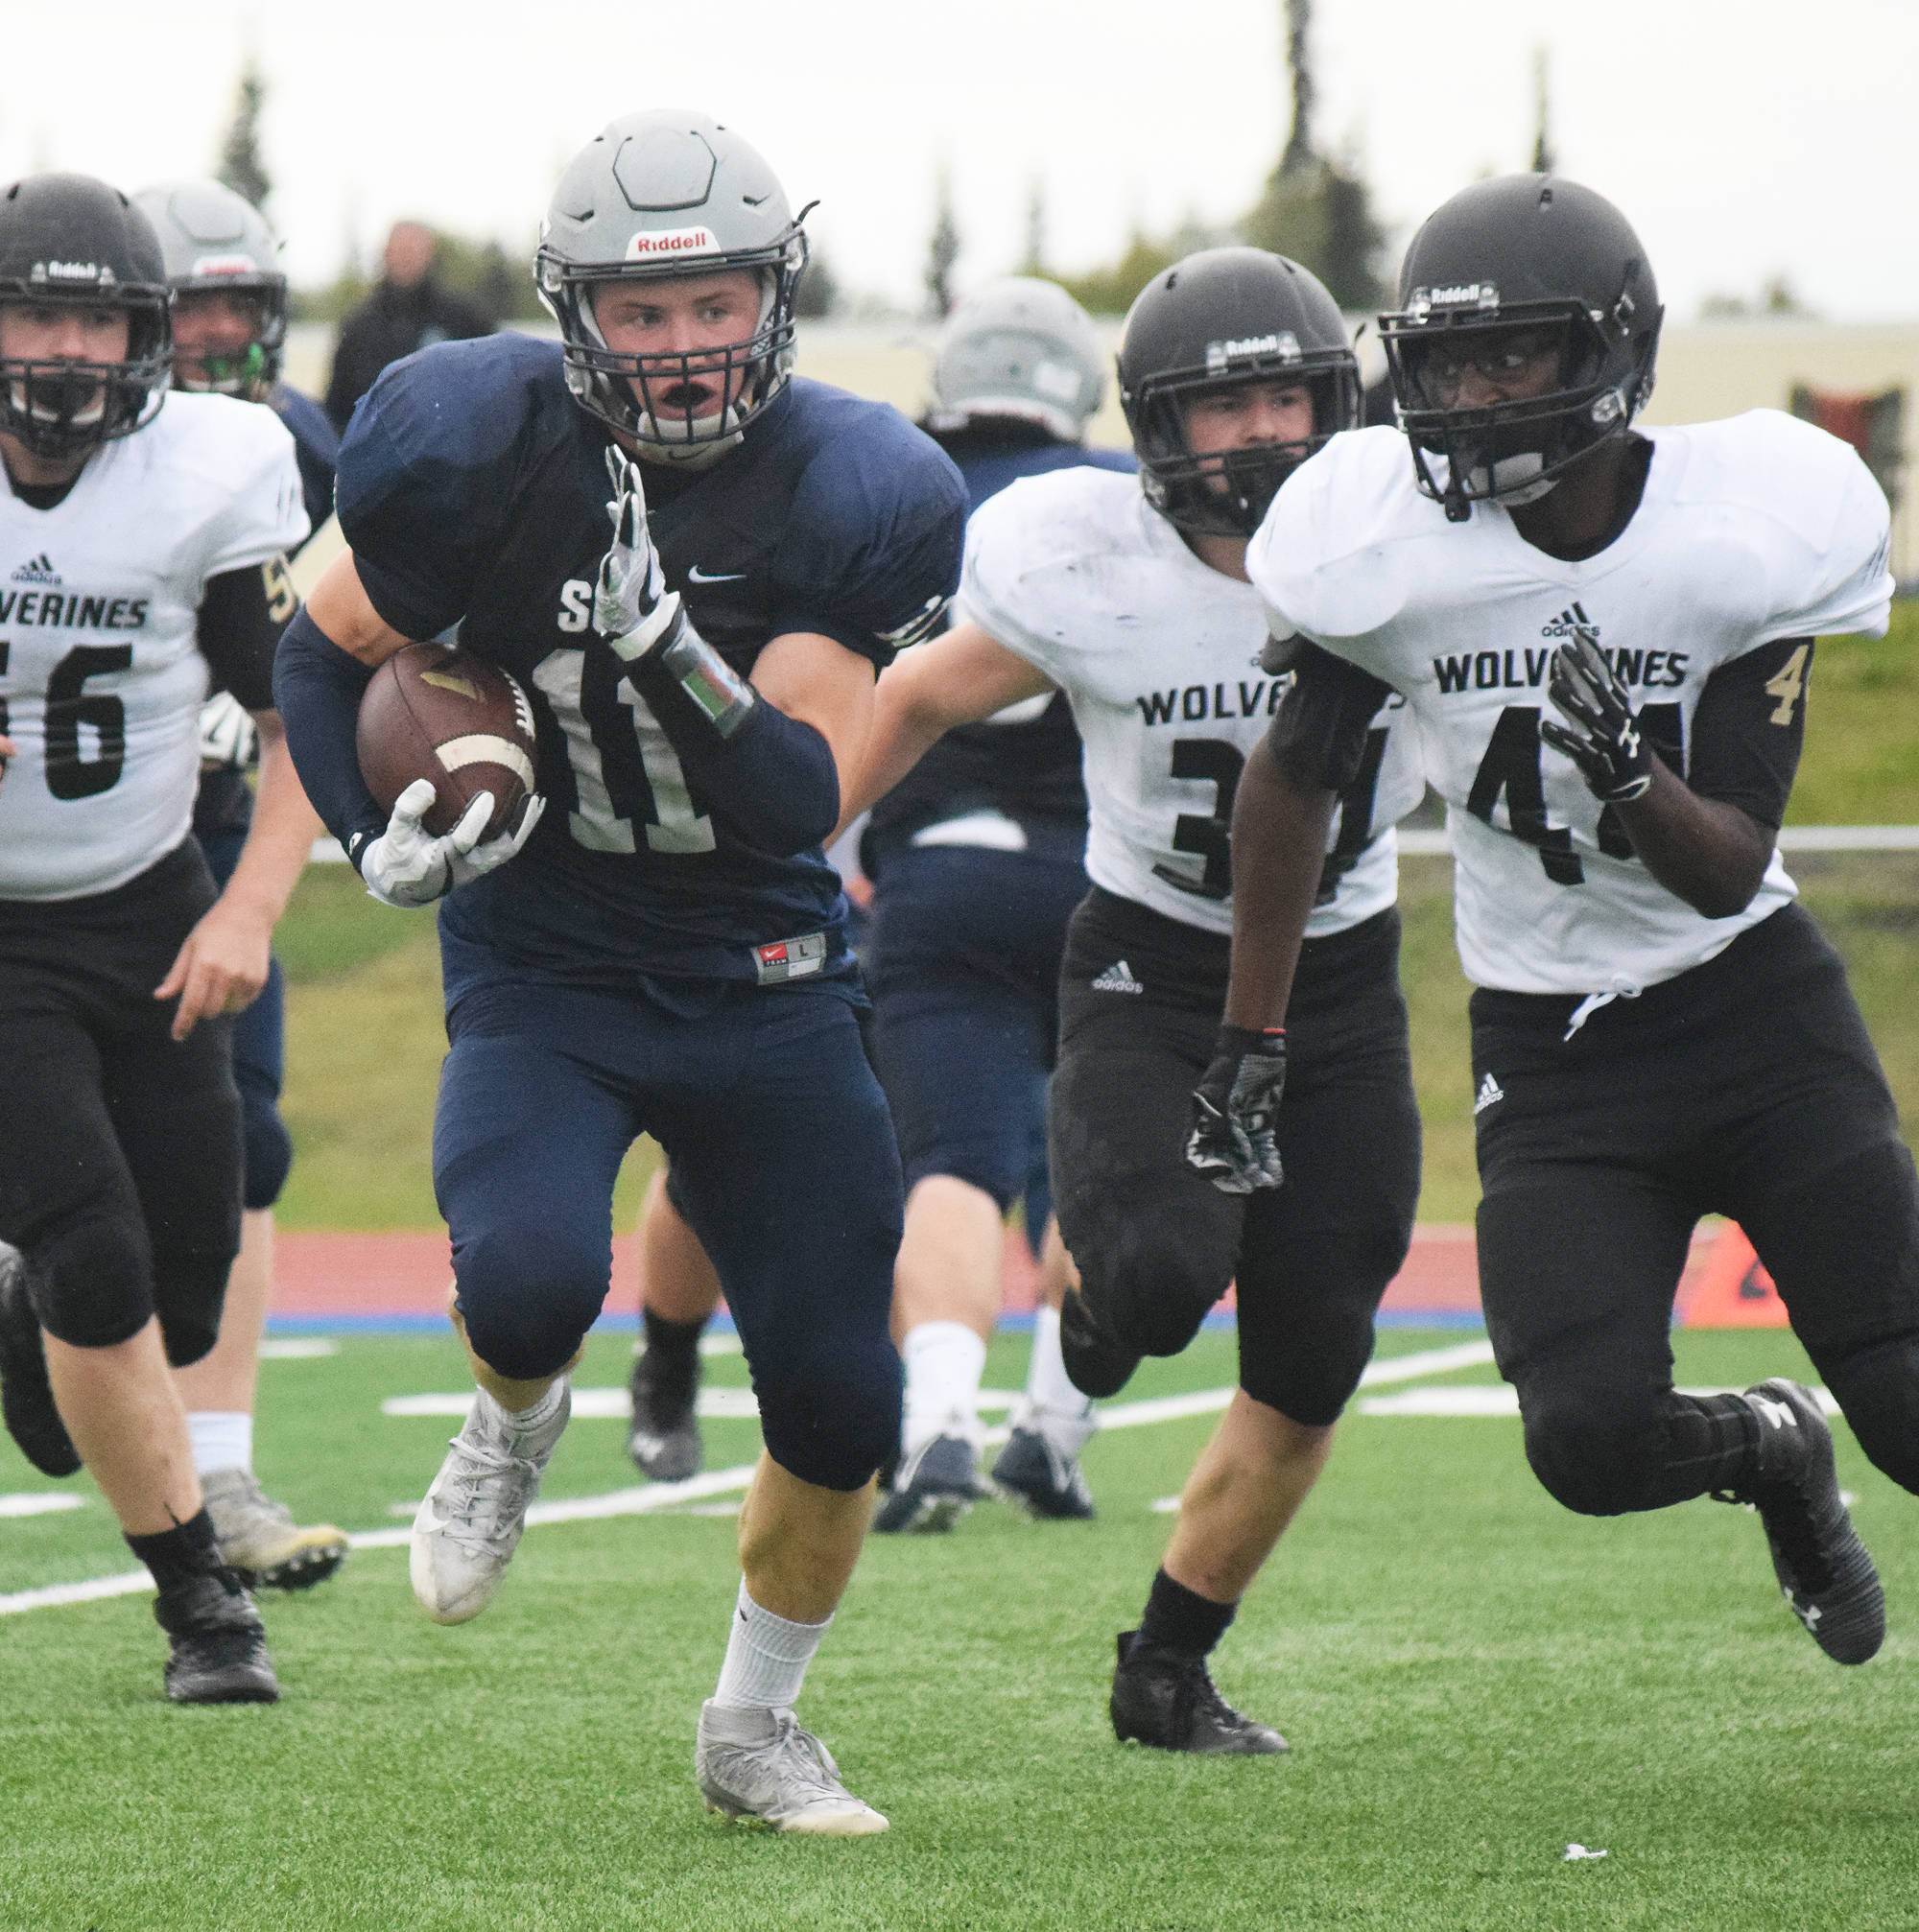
[189,253,259,279]
[1410,282,1500,317]
[624,226,721,261]
[1203,331,1300,373]
[31,260,114,286]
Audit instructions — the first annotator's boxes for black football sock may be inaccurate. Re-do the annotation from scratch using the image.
[1659,1391,1762,1501]
[643,1308,705,1363]
[1134,1567,1237,1661]
[126,1508,225,1595]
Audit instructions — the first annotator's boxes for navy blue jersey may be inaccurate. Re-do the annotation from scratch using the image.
[268,383,341,541]
[335,334,965,994]
[195,388,341,838]
[863,434,1135,878]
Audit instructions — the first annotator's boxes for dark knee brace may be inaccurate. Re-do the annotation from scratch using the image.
[1076,1217,1230,1360]
[754,1338,903,1492]
[27,1200,157,1352]
[237,1073,294,1212]
[452,1224,608,1380]
[1818,1335,1919,1496]
[1518,1379,1680,1517]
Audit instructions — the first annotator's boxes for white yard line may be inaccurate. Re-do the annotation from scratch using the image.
[1361,1381,1838,1418]
[0,1493,85,1519]
[1,1341,1497,1618]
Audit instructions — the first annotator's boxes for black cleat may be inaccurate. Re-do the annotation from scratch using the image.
[1110,1631,1287,1754]
[0,1241,79,1478]
[1718,1378,1884,1665]
[992,1425,1095,1520]
[1060,1288,1140,1401]
[628,1341,702,1482]
[154,1570,280,1705]
[872,1435,983,1534]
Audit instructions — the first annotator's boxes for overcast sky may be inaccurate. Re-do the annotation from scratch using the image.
[11,0,1918,322]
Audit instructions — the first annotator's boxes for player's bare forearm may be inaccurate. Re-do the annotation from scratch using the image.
[304,549,415,665]
[1220,740,1337,1030]
[835,621,1054,833]
[1612,759,1773,919]
[219,715,323,927]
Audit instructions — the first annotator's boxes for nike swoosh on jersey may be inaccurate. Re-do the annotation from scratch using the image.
[686,565,747,584]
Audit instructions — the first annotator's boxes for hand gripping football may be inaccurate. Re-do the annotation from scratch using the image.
[356,643,539,839]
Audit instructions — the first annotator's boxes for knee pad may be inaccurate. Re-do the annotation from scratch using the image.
[152,1251,233,1368]
[1076,1219,1228,1359]
[755,1338,903,1492]
[1819,1335,1919,1497]
[453,1222,608,1380]
[1238,1303,1378,1428]
[1518,1381,1672,1518]
[28,1203,154,1352]
[899,1142,1021,1213]
[238,1079,294,1212]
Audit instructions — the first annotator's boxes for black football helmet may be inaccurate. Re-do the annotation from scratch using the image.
[1381,174,1663,521]
[0,173,172,459]
[1117,247,1358,538]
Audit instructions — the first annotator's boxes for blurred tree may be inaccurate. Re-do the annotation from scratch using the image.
[1240,1,1386,309]
[1021,177,1049,278]
[218,56,271,211]
[1057,231,1179,318]
[926,166,960,318]
[1698,274,1820,321]
[432,233,544,323]
[1530,46,1555,175]
[794,237,838,318]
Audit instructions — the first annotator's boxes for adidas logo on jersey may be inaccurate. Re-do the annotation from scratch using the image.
[1473,1072,1505,1116]
[11,554,59,586]
[1091,959,1144,995]
[1540,601,1598,640]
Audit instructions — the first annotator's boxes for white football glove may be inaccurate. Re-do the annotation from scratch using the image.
[359,777,545,909]
[593,446,682,663]
[198,691,257,770]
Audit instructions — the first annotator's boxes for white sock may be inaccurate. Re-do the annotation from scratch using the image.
[712,1580,830,1710]
[900,1321,987,1459]
[481,1379,565,1435]
[187,1410,252,1477]
[1023,1307,1096,1457]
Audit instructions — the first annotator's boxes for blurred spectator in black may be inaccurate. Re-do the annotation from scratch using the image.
[323,221,490,431]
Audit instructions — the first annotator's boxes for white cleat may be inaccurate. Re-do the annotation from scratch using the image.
[410,1381,571,1625]
[695,1700,888,1835]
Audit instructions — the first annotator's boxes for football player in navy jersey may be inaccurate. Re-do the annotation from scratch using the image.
[274,110,964,1834]
[1209,176,1917,1666]
[136,179,349,1593]
[624,280,1135,1527]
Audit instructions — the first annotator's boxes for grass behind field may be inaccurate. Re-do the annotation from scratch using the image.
[4,1329,1917,1931]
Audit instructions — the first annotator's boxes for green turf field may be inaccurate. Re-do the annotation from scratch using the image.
[3,1328,1915,1931]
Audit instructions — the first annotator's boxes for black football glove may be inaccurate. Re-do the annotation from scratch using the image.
[1540,626,1654,803]
[1185,1025,1288,1195]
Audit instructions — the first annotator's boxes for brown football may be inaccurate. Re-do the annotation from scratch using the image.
[356,642,539,840]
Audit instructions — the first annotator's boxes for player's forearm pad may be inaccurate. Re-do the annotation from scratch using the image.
[272,605,388,865]
[1265,640,1393,793]
[631,650,840,858]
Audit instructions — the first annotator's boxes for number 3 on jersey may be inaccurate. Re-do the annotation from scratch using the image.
[533,647,715,855]
[1151,729,1388,902]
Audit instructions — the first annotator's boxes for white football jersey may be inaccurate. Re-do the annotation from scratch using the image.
[1249,412,1893,994]
[0,393,307,900]
[960,464,1425,938]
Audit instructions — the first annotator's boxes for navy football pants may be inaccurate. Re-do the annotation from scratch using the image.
[865,844,1085,1221]
[197,823,293,1211]
[435,975,905,1491]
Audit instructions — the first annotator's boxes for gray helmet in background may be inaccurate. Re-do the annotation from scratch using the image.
[132,179,287,395]
[535,109,809,459]
[927,276,1104,441]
